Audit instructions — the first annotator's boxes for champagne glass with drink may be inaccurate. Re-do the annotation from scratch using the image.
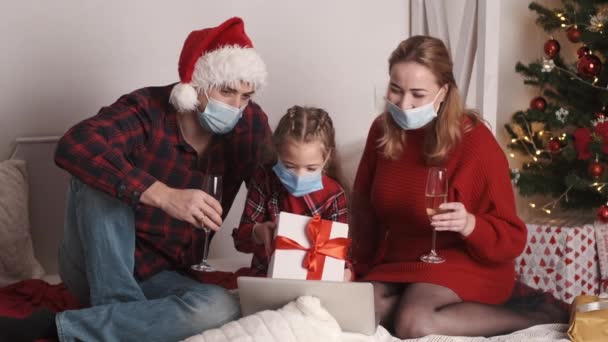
[191,175,222,272]
[420,167,447,263]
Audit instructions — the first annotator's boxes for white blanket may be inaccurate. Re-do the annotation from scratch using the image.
[183,296,342,342]
[183,296,570,342]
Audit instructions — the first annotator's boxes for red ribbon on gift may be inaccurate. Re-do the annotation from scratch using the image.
[274,215,351,280]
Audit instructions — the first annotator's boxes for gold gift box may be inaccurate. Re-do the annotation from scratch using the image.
[568,295,608,342]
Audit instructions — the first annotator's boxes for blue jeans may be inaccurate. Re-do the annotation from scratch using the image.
[57,178,240,342]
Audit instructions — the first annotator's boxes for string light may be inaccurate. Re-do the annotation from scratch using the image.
[551,65,608,91]
[535,150,542,155]
[509,153,515,158]
[529,203,536,208]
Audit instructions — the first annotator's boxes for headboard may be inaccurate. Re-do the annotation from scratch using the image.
[11,136,69,276]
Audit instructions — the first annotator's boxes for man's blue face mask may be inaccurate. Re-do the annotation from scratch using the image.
[197,90,245,134]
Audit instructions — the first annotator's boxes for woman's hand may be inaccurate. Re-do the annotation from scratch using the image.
[430,202,476,237]
[252,221,277,256]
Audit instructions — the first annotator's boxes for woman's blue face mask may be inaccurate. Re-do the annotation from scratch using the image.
[386,89,443,130]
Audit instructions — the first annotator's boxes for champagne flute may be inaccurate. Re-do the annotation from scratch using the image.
[420,167,447,264]
[191,175,222,272]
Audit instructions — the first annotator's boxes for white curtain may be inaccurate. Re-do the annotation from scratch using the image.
[409,0,478,102]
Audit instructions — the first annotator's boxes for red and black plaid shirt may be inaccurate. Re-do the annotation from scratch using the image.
[232,165,348,276]
[55,84,272,279]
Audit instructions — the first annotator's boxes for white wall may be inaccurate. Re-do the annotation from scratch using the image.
[0,1,408,262]
[2,0,565,262]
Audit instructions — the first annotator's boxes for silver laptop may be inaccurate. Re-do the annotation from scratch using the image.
[237,276,377,335]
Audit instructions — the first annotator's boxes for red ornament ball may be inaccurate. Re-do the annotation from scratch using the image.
[547,139,561,153]
[544,39,560,58]
[577,46,590,58]
[567,26,581,43]
[577,54,602,78]
[530,96,547,111]
[589,161,604,178]
[597,205,608,223]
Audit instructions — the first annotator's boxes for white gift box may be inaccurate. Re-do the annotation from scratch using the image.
[514,223,600,303]
[267,212,349,281]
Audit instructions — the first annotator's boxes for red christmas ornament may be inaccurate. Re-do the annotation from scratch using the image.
[597,204,608,223]
[544,39,560,58]
[566,26,581,43]
[577,54,602,78]
[589,160,604,178]
[530,96,547,112]
[577,46,590,58]
[547,139,561,153]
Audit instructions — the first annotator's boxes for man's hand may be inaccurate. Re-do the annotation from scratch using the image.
[141,181,223,230]
[252,221,277,256]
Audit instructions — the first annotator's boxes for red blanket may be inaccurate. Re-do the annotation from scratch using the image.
[0,279,81,318]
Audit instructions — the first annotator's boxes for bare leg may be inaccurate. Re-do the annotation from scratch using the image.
[393,283,561,339]
[372,282,405,333]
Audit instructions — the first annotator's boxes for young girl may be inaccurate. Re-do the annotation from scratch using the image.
[232,105,349,278]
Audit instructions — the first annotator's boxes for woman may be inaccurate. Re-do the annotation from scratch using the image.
[351,36,554,338]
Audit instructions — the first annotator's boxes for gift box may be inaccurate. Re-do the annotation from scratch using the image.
[514,223,600,303]
[267,212,350,281]
[567,294,608,342]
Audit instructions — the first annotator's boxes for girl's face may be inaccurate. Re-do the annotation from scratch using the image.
[279,138,326,176]
[387,61,446,111]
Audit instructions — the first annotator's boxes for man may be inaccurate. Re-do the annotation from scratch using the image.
[0,17,271,341]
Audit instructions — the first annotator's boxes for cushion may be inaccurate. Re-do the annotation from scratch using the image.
[0,159,44,286]
[184,296,342,342]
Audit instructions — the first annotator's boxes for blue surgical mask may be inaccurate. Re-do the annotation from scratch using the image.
[386,90,443,130]
[197,91,245,134]
[272,160,324,197]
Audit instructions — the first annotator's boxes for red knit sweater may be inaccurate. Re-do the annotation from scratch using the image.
[352,118,527,304]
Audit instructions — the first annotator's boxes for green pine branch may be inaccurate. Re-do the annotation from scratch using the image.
[507,1,608,213]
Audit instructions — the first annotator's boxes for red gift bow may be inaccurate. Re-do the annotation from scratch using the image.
[274,215,351,280]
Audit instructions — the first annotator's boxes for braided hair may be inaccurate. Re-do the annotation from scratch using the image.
[272,105,346,191]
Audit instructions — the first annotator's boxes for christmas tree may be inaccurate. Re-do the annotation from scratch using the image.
[506,0,608,221]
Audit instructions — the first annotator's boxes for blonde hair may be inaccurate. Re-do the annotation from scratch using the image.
[272,105,347,190]
[379,35,481,165]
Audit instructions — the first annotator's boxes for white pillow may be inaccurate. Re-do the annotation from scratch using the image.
[0,159,45,286]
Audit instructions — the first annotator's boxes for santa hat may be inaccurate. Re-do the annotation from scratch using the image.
[169,17,267,112]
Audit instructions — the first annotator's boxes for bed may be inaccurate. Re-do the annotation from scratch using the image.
[1,136,571,341]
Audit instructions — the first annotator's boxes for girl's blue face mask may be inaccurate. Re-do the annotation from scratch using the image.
[272,160,324,197]
[197,90,246,134]
[386,89,443,130]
